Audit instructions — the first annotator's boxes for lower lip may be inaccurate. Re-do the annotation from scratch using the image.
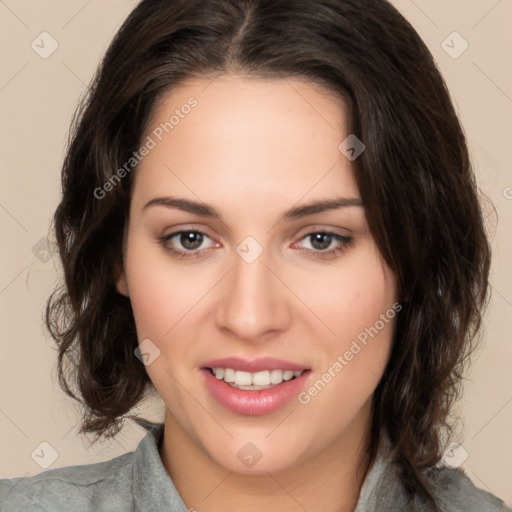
[201,369,311,415]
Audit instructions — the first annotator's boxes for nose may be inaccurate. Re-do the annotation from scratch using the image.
[214,247,291,344]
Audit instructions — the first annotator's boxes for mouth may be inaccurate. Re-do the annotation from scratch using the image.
[200,357,312,415]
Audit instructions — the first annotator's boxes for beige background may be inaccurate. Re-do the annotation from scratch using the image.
[0,0,511,506]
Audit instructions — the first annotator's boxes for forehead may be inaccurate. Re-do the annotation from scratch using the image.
[132,74,360,213]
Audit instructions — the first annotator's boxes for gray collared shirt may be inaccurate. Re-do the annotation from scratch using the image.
[1,423,509,511]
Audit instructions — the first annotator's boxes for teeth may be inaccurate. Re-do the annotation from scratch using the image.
[210,367,305,387]
[270,369,283,384]
[235,371,253,386]
[253,371,270,386]
[223,368,235,382]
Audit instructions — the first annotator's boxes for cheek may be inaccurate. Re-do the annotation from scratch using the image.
[123,236,200,340]
[126,270,173,338]
[306,248,396,347]
[124,242,202,402]
[300,246,397,400]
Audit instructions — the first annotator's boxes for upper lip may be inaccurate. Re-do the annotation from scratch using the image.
[202,356,309,373]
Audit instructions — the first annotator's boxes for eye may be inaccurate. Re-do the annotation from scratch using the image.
[159,229,218,258]
[294,230,353,259]
[159,228,353,260]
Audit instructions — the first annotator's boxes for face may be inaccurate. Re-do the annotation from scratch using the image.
[117,74,398,474]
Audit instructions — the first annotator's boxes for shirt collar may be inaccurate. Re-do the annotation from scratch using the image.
[354,434,393,511]
[132,422,189,512]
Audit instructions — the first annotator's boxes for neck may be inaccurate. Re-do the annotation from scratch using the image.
[159,402,374,512]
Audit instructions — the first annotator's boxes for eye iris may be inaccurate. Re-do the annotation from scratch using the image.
[181,232,203,250]
[311,233,332,250]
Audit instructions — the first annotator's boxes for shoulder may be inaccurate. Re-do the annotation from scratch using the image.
[0,451,134,512]
[366,434,511,512]
[424,465,511,512]
[367,452,510,512]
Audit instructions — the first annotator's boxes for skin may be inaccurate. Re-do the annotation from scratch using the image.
[116,74,398,512]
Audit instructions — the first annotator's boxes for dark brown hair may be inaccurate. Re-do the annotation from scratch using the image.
[46,0,491,507]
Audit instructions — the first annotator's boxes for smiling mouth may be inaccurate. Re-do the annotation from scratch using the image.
[205,367,308,390]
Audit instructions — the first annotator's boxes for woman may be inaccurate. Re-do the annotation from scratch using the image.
[1,0,509,510]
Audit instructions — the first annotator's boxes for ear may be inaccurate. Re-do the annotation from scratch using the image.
[114,261,130,297]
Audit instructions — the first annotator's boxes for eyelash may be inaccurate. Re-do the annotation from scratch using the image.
[158,229,353,260]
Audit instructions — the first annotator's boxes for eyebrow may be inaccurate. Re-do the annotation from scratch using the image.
[143,196,363,222]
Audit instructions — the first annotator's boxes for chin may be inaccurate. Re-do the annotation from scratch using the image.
[203,435,309,476]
